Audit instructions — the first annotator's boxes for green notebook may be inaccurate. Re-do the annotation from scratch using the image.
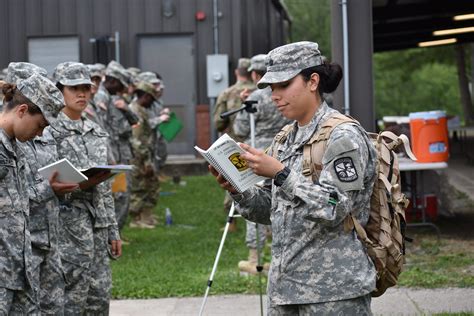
[158,112,183,142]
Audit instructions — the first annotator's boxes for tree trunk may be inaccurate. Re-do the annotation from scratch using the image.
[455,44,474,125]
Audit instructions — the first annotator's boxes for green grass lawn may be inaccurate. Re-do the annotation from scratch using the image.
[112,175,474,298]
[111,175,267,299]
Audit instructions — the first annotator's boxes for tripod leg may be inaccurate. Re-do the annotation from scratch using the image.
[255,222,265,316]
[199,203,236,316]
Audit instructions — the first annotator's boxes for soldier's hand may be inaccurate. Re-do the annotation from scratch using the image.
[79,171,112,190]
[114,99,128,110]
[159,113,170,122]
[240,143,284,178]
[209,165,238,194]
[240,88,251,101]
[49,171,79,195]
[110,239,122,258]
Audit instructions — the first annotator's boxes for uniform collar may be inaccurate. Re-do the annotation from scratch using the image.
[292,101,332,146]
[54,111,97,134]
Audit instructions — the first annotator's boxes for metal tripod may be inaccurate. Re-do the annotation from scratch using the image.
[199,100,265,316]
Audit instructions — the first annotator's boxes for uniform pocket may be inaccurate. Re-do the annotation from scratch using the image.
[0,160,16,212]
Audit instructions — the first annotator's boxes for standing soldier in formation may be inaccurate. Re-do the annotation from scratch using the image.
[233,54,291,275]
[94,61,138,230]
[6,62,75,315]
[128,82,161,229]
[50,62,121,314]
[213,58,255,232]
[0,73,64,314]
[135,72,170,180]
[85,64,106,128]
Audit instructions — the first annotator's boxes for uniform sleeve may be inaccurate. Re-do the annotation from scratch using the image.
[96,181,120,241]
[213,90,229,132]
[277,125,370,227]
[233,110,250,139]
[230,178,273,225]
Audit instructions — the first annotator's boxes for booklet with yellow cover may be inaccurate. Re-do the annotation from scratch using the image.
[194,134,266,193]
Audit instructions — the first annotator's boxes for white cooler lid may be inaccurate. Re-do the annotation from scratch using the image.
[409,110,446,120]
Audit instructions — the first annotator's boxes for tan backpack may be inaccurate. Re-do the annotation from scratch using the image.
[273,113,416,297]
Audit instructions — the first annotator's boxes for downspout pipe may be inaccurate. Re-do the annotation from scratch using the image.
[213,0,219,54]
[341,0,350,115]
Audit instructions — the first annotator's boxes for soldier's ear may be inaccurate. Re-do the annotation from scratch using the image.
[16,104,29,118]
[309,73,320,92]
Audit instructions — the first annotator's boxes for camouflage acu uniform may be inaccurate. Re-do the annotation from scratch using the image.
[0,130,38,314]
[147,99,168,170]
[233,85,291,250]
[234,102,377,311]
[94,64,137,229]
[51,62,119,314]
[231,42,377,314]
[213,79,255,143]
[20,129,66,315]
[1,72,64,314]
[48,111,118,315]
[94,61,137,164]
[129,97,160,222]
[135,71,168,170]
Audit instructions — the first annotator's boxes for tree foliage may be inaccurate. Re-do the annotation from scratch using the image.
[283,0,332,59]
[374,47,465,119]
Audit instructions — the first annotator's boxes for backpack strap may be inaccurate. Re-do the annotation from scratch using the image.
[303,113,359,180]
[380,131,417,161]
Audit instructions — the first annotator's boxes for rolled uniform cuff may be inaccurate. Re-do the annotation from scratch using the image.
[278,169,296,200]
[108,225,120,241]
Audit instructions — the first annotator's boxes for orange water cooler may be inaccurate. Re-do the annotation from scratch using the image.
[409,111,449,162]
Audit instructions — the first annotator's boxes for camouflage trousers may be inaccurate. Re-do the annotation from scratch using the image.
[58,205,111,314]
[267,294,372,316]
[129,172,160,218]
[245,220,269,250]
[85,228,112,315]
[0,287,39,315]
[61,228,111,315]
[29,245,65,315]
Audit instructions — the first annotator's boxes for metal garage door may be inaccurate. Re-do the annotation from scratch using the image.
[28,36,80,75]
[138,34,196,156]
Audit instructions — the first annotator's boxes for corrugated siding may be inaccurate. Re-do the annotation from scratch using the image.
[0,0,288,103]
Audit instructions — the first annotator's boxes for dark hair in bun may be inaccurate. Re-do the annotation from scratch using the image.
[300,59,343,98]
[0,81,42,114]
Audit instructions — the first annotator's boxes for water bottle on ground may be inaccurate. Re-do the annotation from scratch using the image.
[165,207,173,226]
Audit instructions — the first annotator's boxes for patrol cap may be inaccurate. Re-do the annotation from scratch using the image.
[135,81,158,100]
[53,62,93,86]
[6,62,48,85]
[17,73,65,124]
[88,63,105,78]
[135,71,161,85]
[105,60,129,87]
[257,41,324,89]
[0,68,7,81]
[237,58,251,70]
[248,54,267,72]
[127,67,141,77]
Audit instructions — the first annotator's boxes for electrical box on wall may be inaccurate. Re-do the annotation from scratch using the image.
[206,54,229,98]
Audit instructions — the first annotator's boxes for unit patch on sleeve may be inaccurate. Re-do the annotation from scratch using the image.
[333,157,358,182]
